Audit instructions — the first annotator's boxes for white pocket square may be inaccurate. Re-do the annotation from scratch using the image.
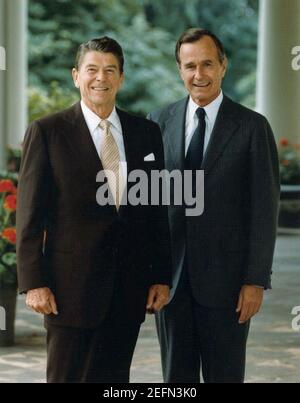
[144,153,155,162]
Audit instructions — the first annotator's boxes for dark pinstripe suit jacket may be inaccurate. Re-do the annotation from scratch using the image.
[149,95,280,307]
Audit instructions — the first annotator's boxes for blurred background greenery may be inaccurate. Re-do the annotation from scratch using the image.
[28,0,259,121]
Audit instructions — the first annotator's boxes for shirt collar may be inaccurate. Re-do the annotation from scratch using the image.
[187,90,224,123]
[80,100,121,134]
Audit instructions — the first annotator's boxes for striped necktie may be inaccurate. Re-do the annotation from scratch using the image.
[100,120,123,210]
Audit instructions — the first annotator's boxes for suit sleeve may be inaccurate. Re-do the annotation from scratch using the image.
[17,121,52,293]
[244,116,280,288]
[148,123,173,287]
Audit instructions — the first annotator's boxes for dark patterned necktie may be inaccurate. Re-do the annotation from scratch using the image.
[185,107,206,170]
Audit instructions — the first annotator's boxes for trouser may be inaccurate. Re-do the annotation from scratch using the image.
[156,265,250,383]
[46,270,141,383]
[46,316,140,383]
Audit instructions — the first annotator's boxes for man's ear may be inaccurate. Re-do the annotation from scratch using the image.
[221,57,228,78]
[120,72,125,88]
[177,62,184,80]
[116,72,125,93]
[72,68,79,88]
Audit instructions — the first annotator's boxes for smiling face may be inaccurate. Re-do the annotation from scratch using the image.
[178,36,227,107]
[72,50,124,118]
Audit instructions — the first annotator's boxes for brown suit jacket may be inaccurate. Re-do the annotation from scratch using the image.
[17,102,172,328]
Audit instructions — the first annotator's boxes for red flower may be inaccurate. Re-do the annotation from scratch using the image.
[4,194,17,212]
[1,228,16,244]
[0,179,16,193]
[280,138,289,147]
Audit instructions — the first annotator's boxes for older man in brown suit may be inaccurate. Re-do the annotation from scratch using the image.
[17,37,171,383]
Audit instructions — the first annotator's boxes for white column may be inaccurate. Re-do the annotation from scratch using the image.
[256,0,300,144]
[6,0,28,149]
[0,0,7,169]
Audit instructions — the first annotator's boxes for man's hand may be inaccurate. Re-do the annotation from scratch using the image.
[146,285,170,314]
[236,285,264,324]
[26,287,58,315]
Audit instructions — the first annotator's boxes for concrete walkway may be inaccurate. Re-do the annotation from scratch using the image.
[0,235,299,383]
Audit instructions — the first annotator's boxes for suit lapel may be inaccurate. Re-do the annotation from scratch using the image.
[66,105,140,215]
[163,97,188,172]
[62,102,117,215]
[63,102,104,179]
[116,108,136,177]
[115,108,139,216]
[202,96,240,175]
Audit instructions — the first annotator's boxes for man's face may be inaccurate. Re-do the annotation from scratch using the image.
[178,36,227,107]
[72,50,124,113]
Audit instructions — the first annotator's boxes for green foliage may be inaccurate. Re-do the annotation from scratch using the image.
[28,0,142,90]
[28,0,259,116]
[7,148,22,173]
[143,0,259,106]
[116,15,185,115]
[28,82,78,122]
[2,253,17,267]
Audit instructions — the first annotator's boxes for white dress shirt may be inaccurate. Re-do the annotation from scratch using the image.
[80,100,127,183]
[185,91,224,157]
